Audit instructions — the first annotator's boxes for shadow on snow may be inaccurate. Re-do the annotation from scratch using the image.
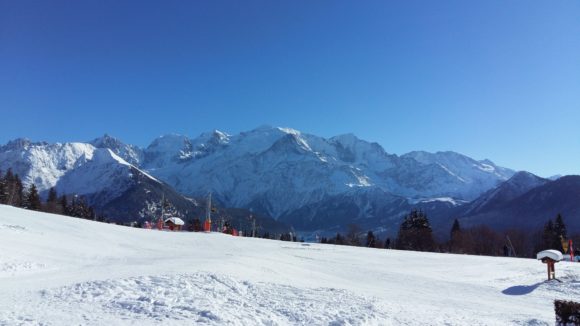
[502,283,543,296]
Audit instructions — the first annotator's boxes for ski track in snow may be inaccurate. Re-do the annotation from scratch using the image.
[0,224,27,232]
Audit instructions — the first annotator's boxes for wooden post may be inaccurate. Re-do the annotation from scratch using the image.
[545,260,556,280]
[542,258,557,280]
[537,250,563,281]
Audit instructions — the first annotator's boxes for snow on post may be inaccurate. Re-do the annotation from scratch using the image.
[537,250,563,281]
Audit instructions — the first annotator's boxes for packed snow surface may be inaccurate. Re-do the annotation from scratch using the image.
[1,205,578,325]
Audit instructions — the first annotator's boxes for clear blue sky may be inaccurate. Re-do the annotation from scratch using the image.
[1,1,579,177]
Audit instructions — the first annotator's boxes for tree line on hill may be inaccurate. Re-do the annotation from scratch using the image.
[448,213,575,258]
[0,168,103,221]
[321,209,578,259]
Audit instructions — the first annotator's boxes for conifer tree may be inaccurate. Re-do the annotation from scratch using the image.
[451,219,461,238]
[4,169,17,205]
[397,209,435,251]
[69,195,78,216]
[449,218,462,253]
[548,214,568,252]
[0,170,7,204]
[25,183,41,210]
[335,233,344,245]
[542,220,554,243]
[59,195,68,215]
[542,220,561,250]
[47,187,58,203]
[384,237,391,249]
[366,231,376,247]
[46,187,58,213]
[554,214,567,240]
[69,196,91,218]
[13,174,24,207]
[87,206,95,220]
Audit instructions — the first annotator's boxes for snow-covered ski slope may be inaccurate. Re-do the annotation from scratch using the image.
[0,205,578,325]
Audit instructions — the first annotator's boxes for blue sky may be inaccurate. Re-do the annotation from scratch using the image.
[0,1,579,177]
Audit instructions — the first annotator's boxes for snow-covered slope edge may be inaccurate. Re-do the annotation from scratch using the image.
[0,205,578,325]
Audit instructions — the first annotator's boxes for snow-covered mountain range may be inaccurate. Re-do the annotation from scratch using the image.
[0,126,520,233]
[0,137,287,233]
[0,138,185,218]
[0,138,154,202]
[109,126,514,215]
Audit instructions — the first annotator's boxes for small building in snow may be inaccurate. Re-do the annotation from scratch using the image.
[164,217,185,231]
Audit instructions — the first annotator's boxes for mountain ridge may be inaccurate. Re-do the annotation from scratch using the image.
[1,126,520,233]
[459,175,580,232]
